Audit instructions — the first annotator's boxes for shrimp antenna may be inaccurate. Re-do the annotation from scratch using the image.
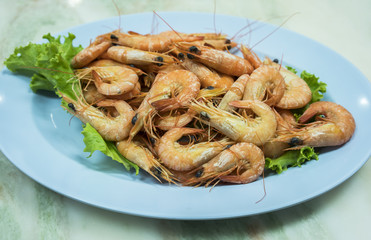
[152,11,184,41]
[250,12,299,50]
[213,0,217,34]
[111,0,122,31]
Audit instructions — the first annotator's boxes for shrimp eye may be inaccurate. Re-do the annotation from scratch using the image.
[149,137,156,145]
[110,34,118,41]
[187,53,195,59]
[177,52,185,60]
[195,168,204,178]
[68,103,76,112]
[189,46,200,54]
[273,58,279,63]
[226,45,232,50]
[155,56,164,66]
[131,113,138,125]
[225,39,231,44]
[205,86,215,90]
[200,111,210,121]
[224,144,232,150]
[289,137,303,147]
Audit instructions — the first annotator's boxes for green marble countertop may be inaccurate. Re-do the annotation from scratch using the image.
[1,0,371,239]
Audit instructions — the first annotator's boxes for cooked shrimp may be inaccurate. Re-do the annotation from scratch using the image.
[156,128,232,171]
[129,70,200,139]
[107,46,176,67]
[264,58,312,109]
[116,140,176,183]
[82,81,141,105]
[184,142,265,186]
[243,65,285,106]
[240,44,262,69]
[274,101,356,147]
[181,58,234,90]
[92,66,138,96]
[63,96,135,142]
[190,39,237,51]
[71,41,111,69]
[111,30,204,52]
[87,59,146,76]
[154,109,196,131]
[218,74,249,112]
[175,42,254,76]
[150,69,201,112]
[190,100,277,146]
[76,65,139,96]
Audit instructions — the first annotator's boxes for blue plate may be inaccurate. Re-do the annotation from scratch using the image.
[1,12,370,220]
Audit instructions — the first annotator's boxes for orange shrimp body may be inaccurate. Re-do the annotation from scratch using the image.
[275,101,356,147]
[243,65,285,106]
[190,100,277,146]
[116,140,175,183]
[63,96,135,142]
[184,143,265,186]
[181,58,234,90]
[264,58,312,109]
[107,46,176,66]
[150,69,201,112]
[218,74,249,112]
[156,128,231,171]
[71,41,111,69]
[175,42,254,77]
[112,30,204,52]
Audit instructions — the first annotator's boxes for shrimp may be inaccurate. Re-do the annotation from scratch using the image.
[156,128,232,171]
[71,41,111,69]
[218,74,249,112]
[243,65,285,106]
[111,30,204,52]
[264,58,312,109]
[89,66,139,96]
[184,142,265,186]
[154,109,196,131]
[87,59,146,76]
[116,140,176,183]
[274,101,356,148]
[63,96,135,142]
[82,81,141,105]
[240,44,262,69]
[149,69,201,112]
[180,58,234,90]
[190,100,277,146]
[107,46,176,67]
[129,70,200,139]
[190,39,238,51]
[175,42,254,76]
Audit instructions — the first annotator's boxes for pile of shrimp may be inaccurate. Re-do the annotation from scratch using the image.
[64,28,356,186]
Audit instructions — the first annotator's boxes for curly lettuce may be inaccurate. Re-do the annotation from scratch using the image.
[265,147,319,174]
[4,33,138,173]
[82,123,139,174]
[4,33,82,100]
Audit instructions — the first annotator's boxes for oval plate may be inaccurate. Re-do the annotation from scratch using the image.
[1,12,371,220]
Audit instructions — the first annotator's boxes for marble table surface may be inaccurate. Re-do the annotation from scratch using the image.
[1,0,371,239]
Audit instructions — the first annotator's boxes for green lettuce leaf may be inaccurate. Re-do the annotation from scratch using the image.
[4,33,83,100]
[301,70,327,103]
[265,147,319,174]
[81,123,139,174]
